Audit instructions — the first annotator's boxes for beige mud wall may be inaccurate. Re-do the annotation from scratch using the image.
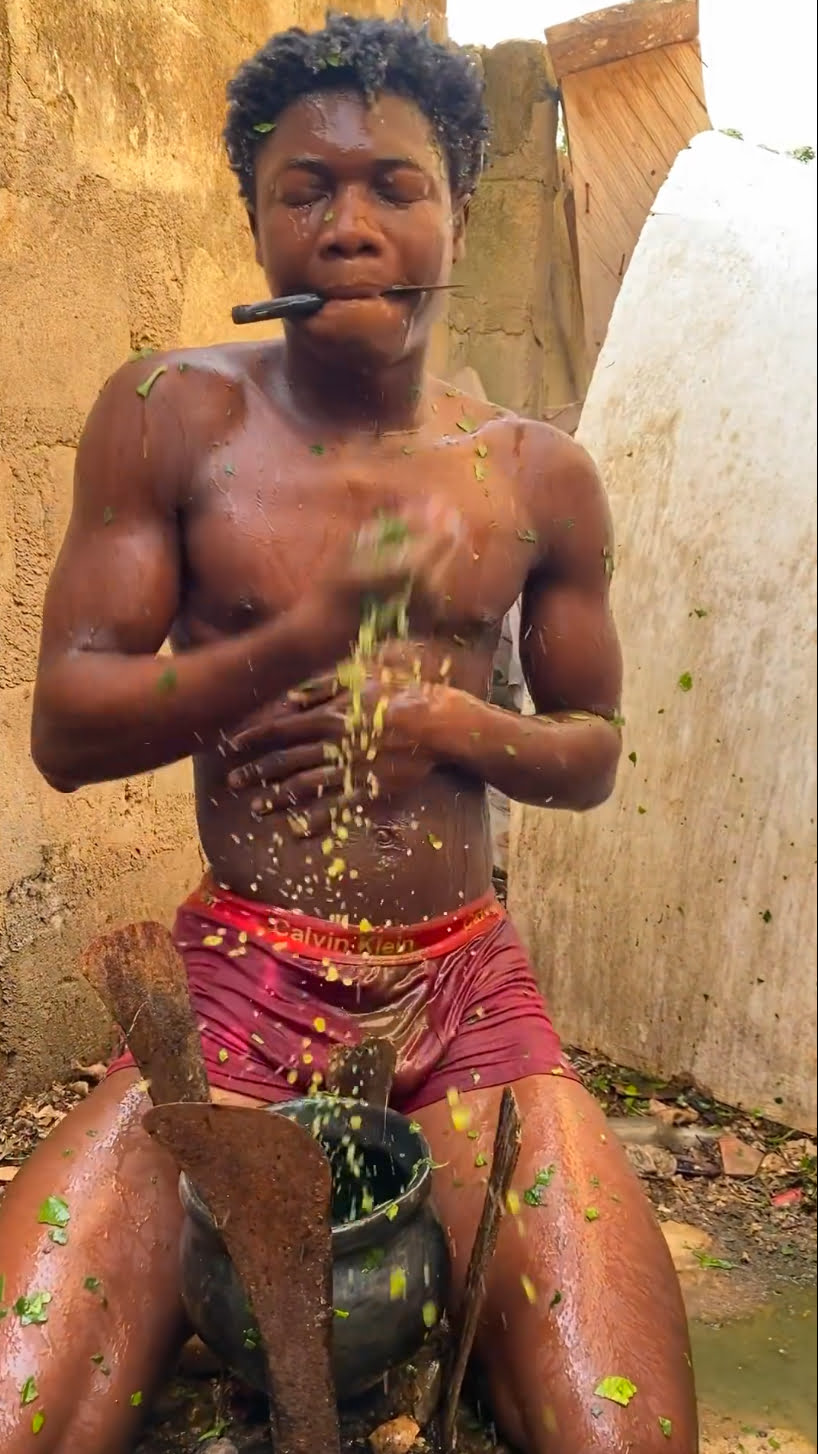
[0,0,444,1111]
[509,132,817,1132]
[448,41,588,420]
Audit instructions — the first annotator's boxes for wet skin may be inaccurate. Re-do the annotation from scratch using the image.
[0,91,698,1452]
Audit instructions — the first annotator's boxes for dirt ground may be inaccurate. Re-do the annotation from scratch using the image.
[1,1050,815,1452]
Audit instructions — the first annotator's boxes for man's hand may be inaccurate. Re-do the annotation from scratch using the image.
[225,666,441,836]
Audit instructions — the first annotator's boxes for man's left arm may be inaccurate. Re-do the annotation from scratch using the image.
[416,437,623,811]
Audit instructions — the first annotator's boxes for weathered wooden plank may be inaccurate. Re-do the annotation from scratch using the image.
[547,0,699,79]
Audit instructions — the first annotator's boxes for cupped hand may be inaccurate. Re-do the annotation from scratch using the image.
[225,665,441,836]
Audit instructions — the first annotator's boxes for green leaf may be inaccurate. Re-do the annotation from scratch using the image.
[130,1390,143,1407]
[253,121,276,134]
[584,1206,600,1222]
[310,443,325,455]
[38,1195,70,1229]
[199,1423,228,1441]
[659,1416,673,1438]
[524,1165,556,1206]
[594,1375,637,1406]
[692,1251,735,1270]
[20,1376,38,1406]
[333,1307,350,1318]
[49,1228,69,1246]
[135,365,167,399]
[14,1291,52,1325]
[32,1411,46,1434]
[84,1276,102,1293]
[678,671,693,692]
[422,1300,438,1327]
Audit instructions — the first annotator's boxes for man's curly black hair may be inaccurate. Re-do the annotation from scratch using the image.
[224,13,489,208]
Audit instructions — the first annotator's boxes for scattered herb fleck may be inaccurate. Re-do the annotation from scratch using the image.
[659,1416,673,1438]
[37,1195,70,1230]
[362,1248,386,1273]
[310,443,325,456]
[474,1152,487,1168]
[84,1276,102,1294]
[692,1251,735,1270]
[156,666,178,695]
[217,1048,229,1064]
[422,1300,438,1328]
[129,1391,143,1407]
[224,463,236,476]
[333,1307,350,1318]
[389,1267,407,1300]
[20,1376,38,1406]
[517,528,537,544]
[760,908,773,924]
[14,1292,52,1325]
[628,751,637,765]
[678,672,693,692]
[32,1411,45,1435]
[253,121,276,133]
[49,1228,69,1246]
[135,366,167,399]
[549,1289,563,1310]
[584,1206,600,1222]
[594,1376,637,1407]
[524,1165,556,1206]
[456,416,477,434]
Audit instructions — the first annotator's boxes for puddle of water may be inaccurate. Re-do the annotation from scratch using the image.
[692,1286,817,1443]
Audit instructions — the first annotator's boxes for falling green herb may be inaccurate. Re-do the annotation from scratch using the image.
[333,1308,350,1319]
[389,1268,407,1300]
[628,751,637,765]
[20,1376,38,1406]
[524,1165,556,1206]
[130,1391,143,1407]
[594,1376,637,1407]
[253,121,276,133]
[456,416,478,433]
[156,666,178,695]
[409,1121,421,1135]
[32,1411,45,1435]
[474,1153,487,1168]
[217,1048,229,1064]
[517,528,537,544]
[362,1247,386,1273]
[385,1203,399,1222]
[659,1416,673,1438]
[692,1251,735,1271]
[422,1300,438,1328]
[38,1195,70,1230]
[14,1292,52,1325]
[584,1206,600,1222]
[427,833,443,850]
[678,672,693,692]
[310,443,325,456]
[103,506,115,526]
[135,365,167,399]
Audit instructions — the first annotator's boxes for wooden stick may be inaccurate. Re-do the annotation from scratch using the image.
[438,1086,523,1452]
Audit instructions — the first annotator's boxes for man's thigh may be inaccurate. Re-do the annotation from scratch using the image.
[416,1073,698,1454]
[0,1071,186,1454]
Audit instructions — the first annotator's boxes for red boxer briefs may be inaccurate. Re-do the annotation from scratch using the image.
[107,877,575,1110]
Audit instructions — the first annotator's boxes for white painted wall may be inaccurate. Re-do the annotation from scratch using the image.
[509,132,817,1130]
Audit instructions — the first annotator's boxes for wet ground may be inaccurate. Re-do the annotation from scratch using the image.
[2,1053,815,1452]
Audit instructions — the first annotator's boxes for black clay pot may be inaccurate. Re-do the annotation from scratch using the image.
[178,1097,450,1400]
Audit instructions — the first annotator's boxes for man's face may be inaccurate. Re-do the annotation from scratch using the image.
[251,89,466,366]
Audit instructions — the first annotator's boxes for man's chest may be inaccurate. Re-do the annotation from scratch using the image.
[179,431,537,639]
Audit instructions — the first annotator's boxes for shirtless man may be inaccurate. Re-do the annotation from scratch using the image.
[0,16,697,1453]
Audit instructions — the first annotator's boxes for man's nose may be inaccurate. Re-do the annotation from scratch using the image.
[318,187,383,259]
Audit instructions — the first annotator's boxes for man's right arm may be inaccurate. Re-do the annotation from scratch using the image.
[31,358,343,792]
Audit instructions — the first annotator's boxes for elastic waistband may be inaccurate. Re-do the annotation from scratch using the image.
[184,877,503,965]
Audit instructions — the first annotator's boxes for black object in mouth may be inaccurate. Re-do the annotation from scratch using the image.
[231,282,456,327]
